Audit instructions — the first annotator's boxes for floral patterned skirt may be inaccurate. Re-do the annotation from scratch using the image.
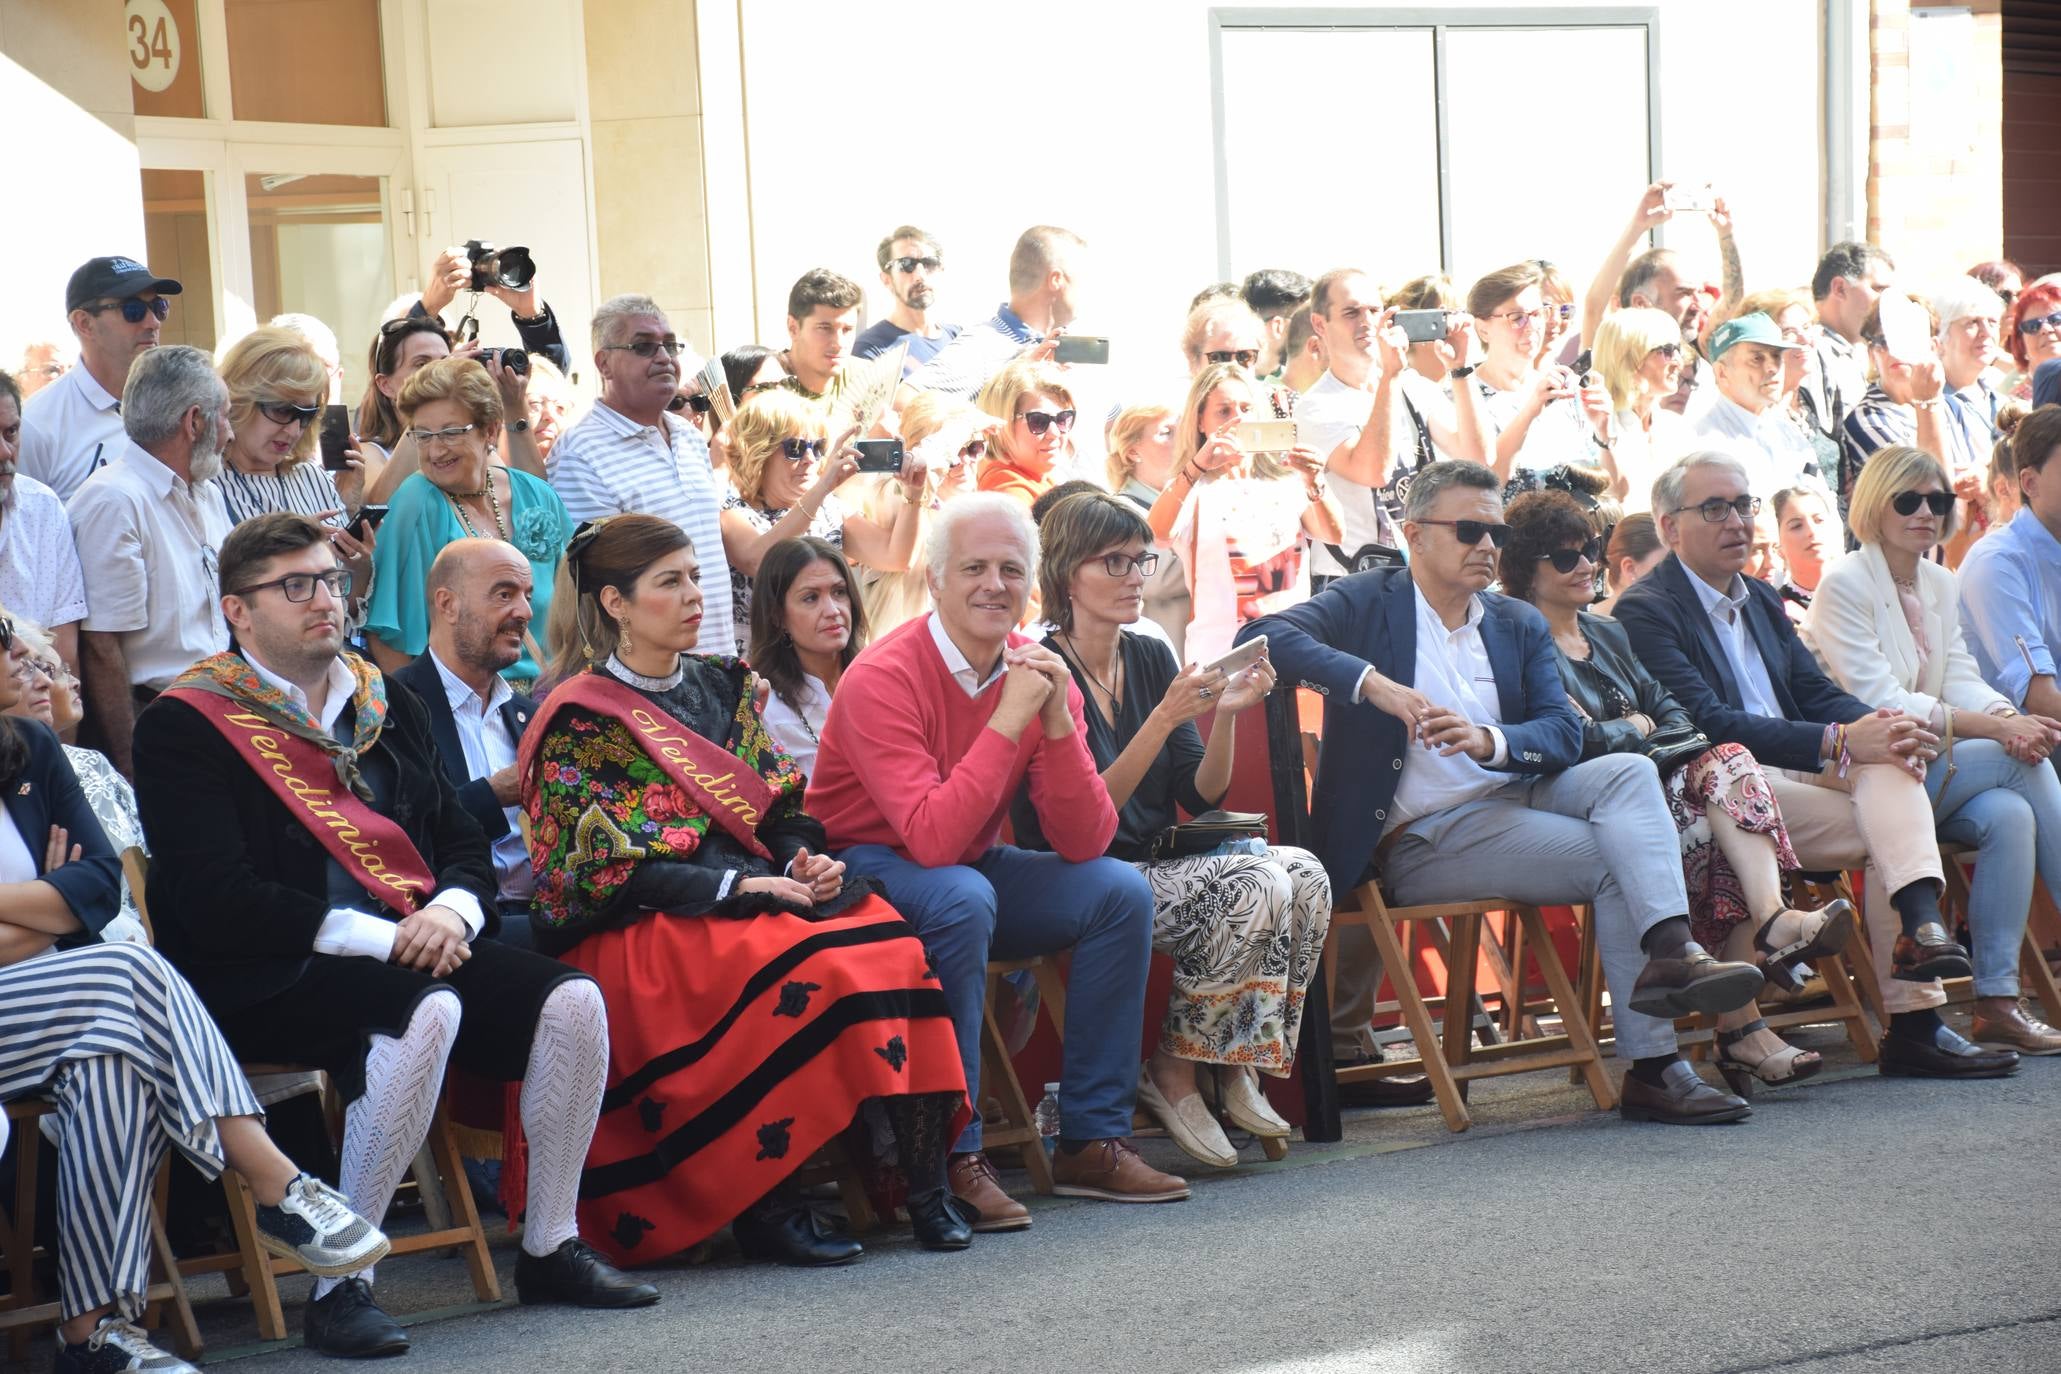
[1671,743,1798,949]
[1130,845,1332,1076]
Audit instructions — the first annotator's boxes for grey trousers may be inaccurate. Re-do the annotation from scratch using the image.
[1331,753,1689,1062]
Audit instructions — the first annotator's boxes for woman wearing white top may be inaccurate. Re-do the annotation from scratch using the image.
[1465,262,1614,489]
[1591,307,1688,512]
[1806,444,2061,1054]
[747,536,867,780]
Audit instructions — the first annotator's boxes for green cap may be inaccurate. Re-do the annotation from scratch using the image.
[1707,311,1803,362]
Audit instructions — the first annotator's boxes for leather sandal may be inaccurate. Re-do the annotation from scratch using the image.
[1713,1017,1822,1099]
[1750,900,1854,994]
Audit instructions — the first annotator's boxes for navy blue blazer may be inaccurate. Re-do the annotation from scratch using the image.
[1611,552,1871,773]
[3,719,120,950]
[1238,566,1581,896]
[390,653,537,847]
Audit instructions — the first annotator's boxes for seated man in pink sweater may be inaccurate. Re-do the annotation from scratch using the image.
[810,493,1184,1228]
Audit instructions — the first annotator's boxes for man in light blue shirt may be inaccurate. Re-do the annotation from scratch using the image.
[1960,405,2061,720]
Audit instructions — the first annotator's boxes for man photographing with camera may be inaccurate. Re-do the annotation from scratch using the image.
[417,241,571,374]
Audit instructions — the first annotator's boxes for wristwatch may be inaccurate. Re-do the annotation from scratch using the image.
[1449,364,1477,379]
[509,418,531,433]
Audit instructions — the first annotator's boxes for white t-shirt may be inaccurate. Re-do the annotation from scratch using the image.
[1611,406,1691,514]
[1477,379,1596,472]
[1295,370,1416,576]
[19,363,125,502]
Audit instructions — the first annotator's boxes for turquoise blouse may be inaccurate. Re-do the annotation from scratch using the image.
[364,466,571,683]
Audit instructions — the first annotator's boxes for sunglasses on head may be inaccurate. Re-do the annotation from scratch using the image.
[891,256,941,273]
[780,436,828,461]
[1890,490,1954,517]
[1537,538,1604,573]
[1018,408,1076,437]
[1205,349,1260,368]
[256,399,321,426]
[91,296,171,324]
[667,392,713,414]
[1416,518,1510,548]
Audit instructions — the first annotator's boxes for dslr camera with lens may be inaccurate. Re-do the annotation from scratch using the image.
[489,346,530,375]
[464,239,537,292]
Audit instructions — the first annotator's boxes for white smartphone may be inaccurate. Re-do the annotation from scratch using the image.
[1203,635,1267,679]
[1232,419,1296,454]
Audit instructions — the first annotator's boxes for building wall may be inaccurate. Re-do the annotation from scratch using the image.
[1871,0,2006,286]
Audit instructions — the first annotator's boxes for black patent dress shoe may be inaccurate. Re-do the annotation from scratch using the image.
[731,1201,864,1267]
[906,1188,975,1251]
[1879,1024,2019,1078]
[515,1237,660,1308]
[303,1277,408,1359]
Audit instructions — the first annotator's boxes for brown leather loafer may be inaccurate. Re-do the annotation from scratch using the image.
[1617,1062,1751,1125]
[1891,924,1972,982]
[947,1152,1031,1232]
[1051,1139,1190,1203]
[1628,943,1764,1018]
[1970,1001,2061,1056]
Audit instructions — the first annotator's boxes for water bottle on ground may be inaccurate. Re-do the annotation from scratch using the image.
[1032,1083,1062,1154]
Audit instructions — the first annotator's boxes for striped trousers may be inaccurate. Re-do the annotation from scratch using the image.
[0,942,260,1321]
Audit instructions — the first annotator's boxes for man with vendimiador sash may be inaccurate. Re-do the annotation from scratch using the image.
[133,512,657,1359]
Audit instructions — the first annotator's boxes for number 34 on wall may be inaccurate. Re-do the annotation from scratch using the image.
[126,0,182,94]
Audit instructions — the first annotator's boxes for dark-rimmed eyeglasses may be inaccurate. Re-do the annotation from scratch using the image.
[780,437,828,461]
[2017,312,2061,338]
[667,392,713,415]
[256,399,321,426]
[1416,518,1510,548]
[603,338,685,358]
[228,569,353,603]
[1205,349,1260,368]
[90,297,171,324]
[890,256,941,273]
[1672,495,1761,524]
[1018,408,1076,437]
[1537,538,1604,573]
[1890,490,1954,517]
[1091,551,1160,578]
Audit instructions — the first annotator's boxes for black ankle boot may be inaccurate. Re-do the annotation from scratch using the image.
[906,1187,974,1251]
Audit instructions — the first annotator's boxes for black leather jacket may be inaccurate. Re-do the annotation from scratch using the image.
[1552,612,1702,762]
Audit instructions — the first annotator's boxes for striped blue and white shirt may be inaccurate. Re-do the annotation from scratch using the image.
[906,302,1040,401]
[545,400,735,653]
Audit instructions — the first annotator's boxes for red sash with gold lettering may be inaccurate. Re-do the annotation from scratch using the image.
[167,687,440,915]
[522,671,779,859]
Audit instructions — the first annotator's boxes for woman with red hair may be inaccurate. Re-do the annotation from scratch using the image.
[2001,274,2061,401]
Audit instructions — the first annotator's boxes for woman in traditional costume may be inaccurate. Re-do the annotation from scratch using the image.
[521,514,971,1267]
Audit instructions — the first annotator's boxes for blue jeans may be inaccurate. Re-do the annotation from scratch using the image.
[1927,740,2061,998]
[841,844,1155,1152]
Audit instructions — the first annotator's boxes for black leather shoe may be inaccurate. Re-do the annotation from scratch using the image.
[906,1188,974,1251]
[303,1277,408,1359]
[1628,941,1764,1018]
[515,1237,660,1309]
[1617,1062,1752,1125]
[1879,1025,2019,1078]
[731,1201,864,1267]
[1334,1049,1438,1107]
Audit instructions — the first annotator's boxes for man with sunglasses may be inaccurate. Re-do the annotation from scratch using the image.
[908,225,1087,402]
[1616,452,2014,1078]
[1248,459,1766,1124]
[1691,313,1817,498]
[855,226,962,373]
[19,255,181,502]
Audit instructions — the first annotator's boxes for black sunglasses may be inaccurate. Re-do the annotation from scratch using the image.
[256,399,321,425]
[1019,408,1076,437]
[780,437,828,461]
[1537,538,1604,573]
[891,256,941,273]
[92,296,171,324]
[1205,349,1261,368]
[1890,490,1954,517]
[1416,518,1510,548]
[0,615,13,652]
[668,392,713,414]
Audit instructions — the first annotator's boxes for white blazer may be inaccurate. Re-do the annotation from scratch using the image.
[1806,543,2010,719]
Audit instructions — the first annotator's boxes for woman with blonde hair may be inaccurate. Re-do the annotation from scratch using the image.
[1808,444,2061,1054]
[1106,404,1190,656]
[850,391,993,634]
[975,359,1077,508]
[717,386,926,647]
[1591,306,1690,511]
[1148,362,1342,663]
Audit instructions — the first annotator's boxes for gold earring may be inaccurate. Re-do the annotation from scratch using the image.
[616,615,633,657]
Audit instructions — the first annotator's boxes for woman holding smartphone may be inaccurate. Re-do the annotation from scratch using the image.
[1013,490,1330,1169]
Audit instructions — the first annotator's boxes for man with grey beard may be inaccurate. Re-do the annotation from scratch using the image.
[68,343,234,776]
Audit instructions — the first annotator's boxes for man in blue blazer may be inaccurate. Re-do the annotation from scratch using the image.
[390,539,542,948]
[1615,449,2014,1079]
[1245,460,1763,1125]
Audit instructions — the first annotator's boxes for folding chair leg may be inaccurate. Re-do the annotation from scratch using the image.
[147,1190,201,1358]
[2021,928,2061,1024]
[1363,908,1470,1132]
[1442,914,1482,1094]
[980,995,1054,1194]
[222,1172,289,1341]
[424,1112,501,1304]
[1520,906,1616,1110]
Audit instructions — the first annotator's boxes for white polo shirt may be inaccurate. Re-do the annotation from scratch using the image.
[19,362,125,502]
[66,441,232,690]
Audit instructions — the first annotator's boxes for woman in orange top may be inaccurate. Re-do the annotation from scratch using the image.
[974,359,1075,509]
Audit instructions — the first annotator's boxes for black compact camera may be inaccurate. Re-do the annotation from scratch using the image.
[488,347,530,375]
[464,239,537,292]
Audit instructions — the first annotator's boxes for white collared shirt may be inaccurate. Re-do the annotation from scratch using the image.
[1690,394,1815,498]
[18,362,124,501]
[1382,586,1512,837]
[928,613,1008,697]
[240,649,486,958]
[66,440,232,690]
[429,648,532,902]
[761,671,830,779]
[1686,569,1787,721]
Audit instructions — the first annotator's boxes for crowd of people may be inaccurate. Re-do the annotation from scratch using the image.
[5,188,2061,1370]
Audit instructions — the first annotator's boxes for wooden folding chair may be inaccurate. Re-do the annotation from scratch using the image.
[1934,844,2061,1022]
[974,957,1069,1193]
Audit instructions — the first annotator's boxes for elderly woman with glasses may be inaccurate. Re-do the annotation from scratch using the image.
[1012,490,1329,1167]
[363,357,572,690]
[1806,444,2061,1055]
[1502,490,1851,1094]
[718,387,927,647]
